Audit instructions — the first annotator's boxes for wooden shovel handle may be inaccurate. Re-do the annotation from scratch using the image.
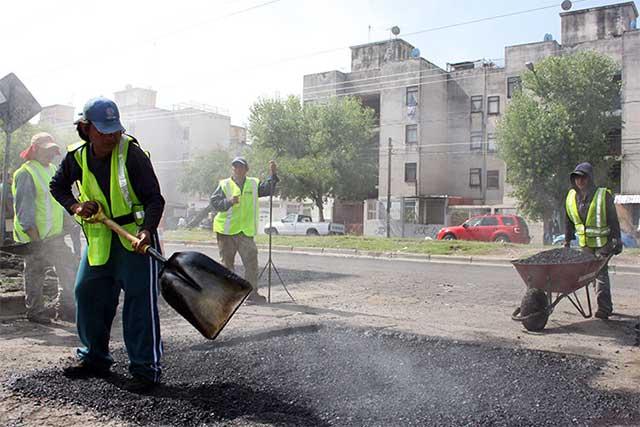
[87,204,150,253]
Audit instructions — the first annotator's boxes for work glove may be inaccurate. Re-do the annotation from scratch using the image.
[72,201,99,218]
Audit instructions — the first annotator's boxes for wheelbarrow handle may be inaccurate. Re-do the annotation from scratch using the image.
[84,203,166,264]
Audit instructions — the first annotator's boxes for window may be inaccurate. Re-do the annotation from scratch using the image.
[405,124,418,144]
[286,205,298,214]
[488,96,500,115]
[487,133,497,153]
[507,76,522,98]
[613,73,622,110]
[502,216,515,226]
[405,162,417,182]
[487,170,500,189]
[403,199,417,224]
[366,200,377,220]
[466,217,483,227]
[470,132,483,151]
[282,213,297,223]
[470,95,483,112]
[469,168,482,188]
[406,86,418,106]
[480,217,499,226]
[183,127,190,141]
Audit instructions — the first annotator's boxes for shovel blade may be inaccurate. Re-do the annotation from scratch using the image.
[159,251,252,340]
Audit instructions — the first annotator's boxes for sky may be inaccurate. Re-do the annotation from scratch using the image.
[0,0,631,126]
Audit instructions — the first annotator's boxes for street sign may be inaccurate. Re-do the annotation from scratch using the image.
[0,73,41,242]
[0,73,42,133]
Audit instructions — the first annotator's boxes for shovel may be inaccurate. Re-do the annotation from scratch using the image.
[90,207,252,340]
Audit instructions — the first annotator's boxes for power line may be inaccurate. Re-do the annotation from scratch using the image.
[220,0,593,77]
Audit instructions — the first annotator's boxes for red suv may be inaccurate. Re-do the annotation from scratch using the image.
[436,214,531,244]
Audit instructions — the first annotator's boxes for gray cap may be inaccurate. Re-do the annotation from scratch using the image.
[231,156,248,167]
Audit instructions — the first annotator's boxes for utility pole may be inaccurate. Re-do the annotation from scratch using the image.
[0,132,11,242]
[481,63,488,205]
[386,137,392,238]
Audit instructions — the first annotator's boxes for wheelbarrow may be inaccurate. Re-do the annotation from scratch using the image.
[511,248,611,332]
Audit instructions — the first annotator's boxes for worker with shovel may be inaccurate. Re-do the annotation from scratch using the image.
[50,97,165,392]
[12,132,77,324]
[210,157,278,304]
[564,162,621,320]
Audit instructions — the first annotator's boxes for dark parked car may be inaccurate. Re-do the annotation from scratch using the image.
[436,214,531,244]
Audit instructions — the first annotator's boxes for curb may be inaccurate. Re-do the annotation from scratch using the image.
[164,239,640,273]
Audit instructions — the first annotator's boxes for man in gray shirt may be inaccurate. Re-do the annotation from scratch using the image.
[12,133,77,323]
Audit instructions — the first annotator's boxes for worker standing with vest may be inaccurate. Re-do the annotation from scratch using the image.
[564,162,621,320]
[50,97,165,392]
[210,157,278,304]
[12,133,77,324]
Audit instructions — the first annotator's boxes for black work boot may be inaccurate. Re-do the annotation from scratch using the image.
[594,310,610,320]
[62,360,111,379]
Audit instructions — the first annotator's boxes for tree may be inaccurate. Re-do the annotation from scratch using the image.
[497,51,621,229]
[179,149,233,198]
[248,95,376,221]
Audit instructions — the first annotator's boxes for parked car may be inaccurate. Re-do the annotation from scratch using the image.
[436,214,531,244]
[265,213,346,236]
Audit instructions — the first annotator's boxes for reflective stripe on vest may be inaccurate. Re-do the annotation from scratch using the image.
[213,177,259,237]
[74,135,143,266]
[11,161,65,243]
[565,187,610,248]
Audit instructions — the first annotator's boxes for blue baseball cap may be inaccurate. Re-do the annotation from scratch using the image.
[77,97,125,134]
[231,156,248,167]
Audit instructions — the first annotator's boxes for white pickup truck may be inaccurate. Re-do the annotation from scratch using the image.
[265,214,346,236]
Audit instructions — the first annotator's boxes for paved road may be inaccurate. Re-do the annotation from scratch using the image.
[1,243,639,426]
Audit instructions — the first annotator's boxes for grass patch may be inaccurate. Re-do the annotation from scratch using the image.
[164,229,524,256]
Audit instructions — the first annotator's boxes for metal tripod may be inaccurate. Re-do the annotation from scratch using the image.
[258,182,294,303]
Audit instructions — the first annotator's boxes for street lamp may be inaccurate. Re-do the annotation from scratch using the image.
[525,61,535,72]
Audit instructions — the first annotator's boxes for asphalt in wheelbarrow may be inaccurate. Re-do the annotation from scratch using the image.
[516,247,596,265]
[9,325,640,426]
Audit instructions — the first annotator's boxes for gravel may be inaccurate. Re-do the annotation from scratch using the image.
[9,324,640,426]
[515,248,596,265]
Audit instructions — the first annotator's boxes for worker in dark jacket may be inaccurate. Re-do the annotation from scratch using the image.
[50,97,165,392]
[209,157,278,304]
[564,162,621,319]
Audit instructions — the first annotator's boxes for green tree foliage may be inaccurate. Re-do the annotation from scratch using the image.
[179,149,233,197]
[497,51,621,223]
[248,95,376,221]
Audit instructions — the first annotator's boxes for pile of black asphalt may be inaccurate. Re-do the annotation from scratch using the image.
[10,324,640,426]
[515,248,596,265]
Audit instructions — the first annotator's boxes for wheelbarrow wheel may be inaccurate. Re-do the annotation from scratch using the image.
[519,288,550,332]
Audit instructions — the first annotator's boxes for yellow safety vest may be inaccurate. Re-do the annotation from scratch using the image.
[213,177,259,237]
[71,135,145,266]
[565,187,611,248]
[11,161,65,243]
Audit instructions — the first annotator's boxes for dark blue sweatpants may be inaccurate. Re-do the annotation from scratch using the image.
[74,233,162,382]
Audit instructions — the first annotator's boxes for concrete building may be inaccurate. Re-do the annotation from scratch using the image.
[303,1,639,239]
[114,86,232,223]
[39,104,75,130]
